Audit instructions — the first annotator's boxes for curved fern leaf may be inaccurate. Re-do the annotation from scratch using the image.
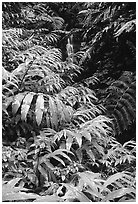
[114,19,136,37]
[66,135,74,150]
[49,155,66,166]
[21,92,35,121]
[52,16,64,30]
[44,32,60,45]
[80,115,113,138]
[47,149,73,166]
[49,96,58,130]
[35,93,44,126]
[12,92,27,115]
[102,187,136,202]
[72,103,104,126]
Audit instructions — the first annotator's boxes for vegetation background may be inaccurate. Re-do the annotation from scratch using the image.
[2,1,136,202]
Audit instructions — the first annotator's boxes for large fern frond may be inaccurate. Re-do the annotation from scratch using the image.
[103,72,136,135]
[58,85,98,108]
[12,46,64,93]
[6,92,74,130]
[53,115,112,156]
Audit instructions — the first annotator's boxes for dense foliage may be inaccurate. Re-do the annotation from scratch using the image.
[2,2,136,202]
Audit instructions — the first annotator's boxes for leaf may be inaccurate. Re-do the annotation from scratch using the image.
[3,191,39,202]
[102,172,127,190]
[114,19,136,37]
[102,187,136,202]
[75,133,82,147]
[35,93,44,126]
[66,135,74,150]
[38,164,48,180]
[21,92,34,121]
[2,178,39,202]
[35,195,63,202]
[49,96,58,129]
[50,155,65,166]
[86,149,95,162]
[81,130,91,142]
[53,130,64,142]
[12,92,27,114]
[62,183,91,202]
[77,171,104,198]
[3,178,22,190]
[12,62,26,75]
[48,149,73,162]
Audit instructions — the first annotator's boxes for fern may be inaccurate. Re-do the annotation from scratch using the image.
[59,170,135,202]
[72,103,105,126]
[101,171,136,202]
[2,67,18,98]
[81,75,100,87]
[2,3,136,201]
[7,92,74,130]
[52,16,64,30]
[2,178,40,202]
[11,46,65,93]
[53,115,112,167]
[79,115,112,138]
[28,131,74,184]
[100,137,136,172]
[58,85,98,108]
[103,72,136,135]
[114,19,136,37]
[43,32,60,45]
[61,61,83,83]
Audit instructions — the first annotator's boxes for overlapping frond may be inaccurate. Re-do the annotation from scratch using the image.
[2,2,136,202]
[53,115,112,165]
[7,92,74,130]
[72,104,105,126]
[11,46,65,93]
[2,67,18,98]
[105,138,135,166]
[114,19,136,37]
[103,72,136,135]
[58,85,98,107]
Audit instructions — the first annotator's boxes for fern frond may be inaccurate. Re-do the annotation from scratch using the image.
[114,19,136,37]
[12,92,28,114]
[24,72,65,94]
[44,32,60,45]
[72,104,104,126]
[102,187,135,202]
[60,183,91,202]
[58,86,79,107]
[72,51,86,65]
[82,75,100,87]
[80,115,113,139]
[77,171,104,199]
[104,72,136,135]
[53,115,112,156]
[2,67,19,97]
[21,92,35,122]
[44,149,73,167]
[9,92,74,130]
[35,93,45,126]
[58,85,98,110]
[52,16,64,30]
[3,29,20,50]
[101,137,136,168]
[12,46,64,93]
